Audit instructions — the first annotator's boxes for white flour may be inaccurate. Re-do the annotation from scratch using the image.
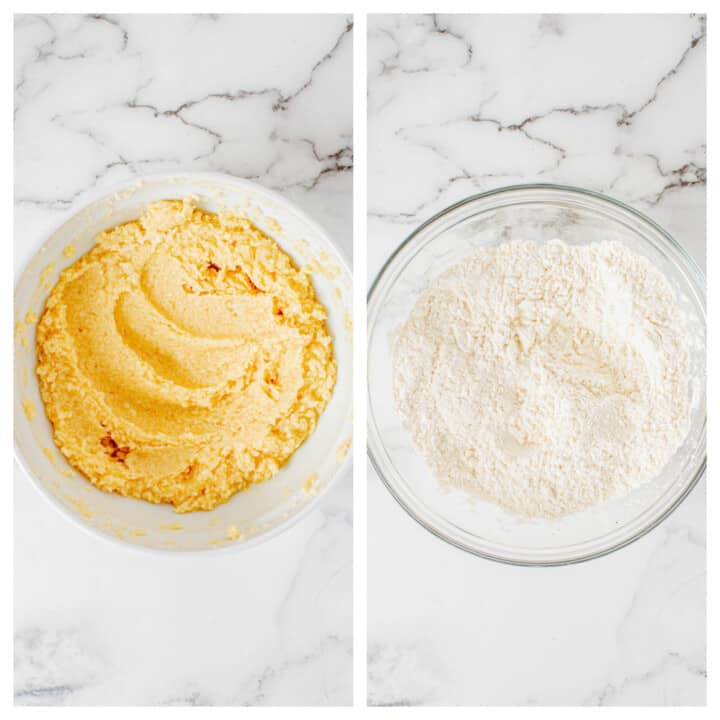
[393,240,690,519]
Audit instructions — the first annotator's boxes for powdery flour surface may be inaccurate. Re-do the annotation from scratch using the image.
[393,240,690,519]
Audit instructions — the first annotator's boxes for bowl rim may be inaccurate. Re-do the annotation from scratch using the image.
[366,182,706,567]
[14,170,353,556]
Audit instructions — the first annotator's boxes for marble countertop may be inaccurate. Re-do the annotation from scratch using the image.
[367,13,705,706]
[14,14,353,706]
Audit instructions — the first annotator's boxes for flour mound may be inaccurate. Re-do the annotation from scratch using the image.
[392,240,690,519]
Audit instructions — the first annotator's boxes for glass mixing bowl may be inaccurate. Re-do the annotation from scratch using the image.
[367,184,706,566]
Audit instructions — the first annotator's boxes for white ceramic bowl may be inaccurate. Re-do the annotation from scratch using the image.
[14,172,353,553]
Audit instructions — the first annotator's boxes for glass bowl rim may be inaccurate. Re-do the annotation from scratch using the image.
[366,182,706,567]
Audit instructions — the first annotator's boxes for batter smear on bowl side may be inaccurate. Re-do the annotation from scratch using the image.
[392,240,690,519]
[36,199,336,512]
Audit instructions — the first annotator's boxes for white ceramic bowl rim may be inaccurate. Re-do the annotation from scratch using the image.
[15,171,353,556]
[367,182,706,566]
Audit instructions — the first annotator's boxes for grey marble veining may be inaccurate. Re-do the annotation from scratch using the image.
[14,13,352,706]
[367,13,705,707]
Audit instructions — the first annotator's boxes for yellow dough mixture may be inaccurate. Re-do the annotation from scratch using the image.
[36,199,336,512]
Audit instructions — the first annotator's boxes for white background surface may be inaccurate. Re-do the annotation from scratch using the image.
[367,14,706,706]
[14,14,353,706]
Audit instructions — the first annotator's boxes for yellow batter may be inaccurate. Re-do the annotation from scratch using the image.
[36,199,336,512]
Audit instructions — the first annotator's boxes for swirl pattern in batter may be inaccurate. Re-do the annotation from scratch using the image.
[36,199,336,512]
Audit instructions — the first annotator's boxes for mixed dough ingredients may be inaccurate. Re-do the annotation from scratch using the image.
[393,240,690,519]
[37,199,336,512]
